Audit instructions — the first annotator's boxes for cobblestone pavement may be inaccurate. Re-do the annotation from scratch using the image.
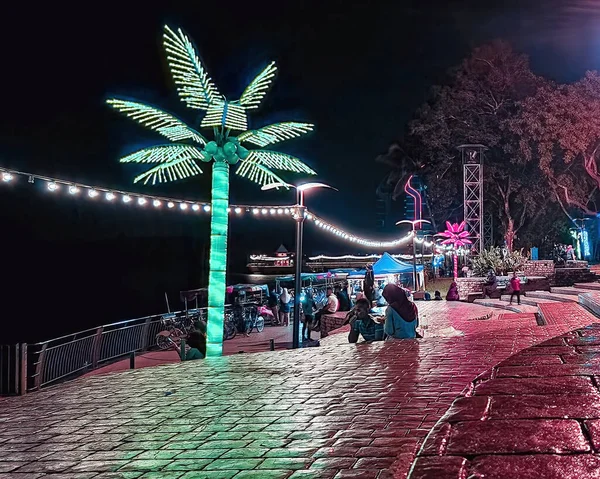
[1,302,598,479]
[410,321,600,479]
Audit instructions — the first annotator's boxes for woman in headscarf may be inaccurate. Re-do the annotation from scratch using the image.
[279,288,291,327]
[446,282,460,301]
[382,284,418,339]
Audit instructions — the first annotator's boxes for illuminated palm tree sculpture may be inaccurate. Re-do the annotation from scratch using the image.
[436,221,472,280]
[107,26,316,356]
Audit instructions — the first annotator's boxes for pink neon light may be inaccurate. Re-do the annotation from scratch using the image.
[404,175,422,223]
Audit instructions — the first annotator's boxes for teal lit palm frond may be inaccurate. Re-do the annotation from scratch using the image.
[162,26,280,131]
[163,26,221,110]
[239,62,277,110]
[242,150,316,175]
[108,25,316,189]
[133,148,205,185]
[107,100,206,145]
[238,122,314,147]
[235,154,287,187]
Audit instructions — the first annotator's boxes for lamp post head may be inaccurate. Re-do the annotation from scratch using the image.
[296,182,337,192]
[261,182,293,191]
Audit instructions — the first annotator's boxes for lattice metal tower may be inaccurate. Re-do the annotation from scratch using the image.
[483,213,494,249]
[458,144,486,254]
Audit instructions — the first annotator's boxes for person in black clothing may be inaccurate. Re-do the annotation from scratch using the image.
[268,288,279,325]
[364,264,375,303]
[335,285,351,312]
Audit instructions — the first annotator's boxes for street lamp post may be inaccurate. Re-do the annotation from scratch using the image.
[262,182,336,348]
[396,219,431,291]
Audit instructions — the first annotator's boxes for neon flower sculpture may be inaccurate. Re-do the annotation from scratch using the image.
[107,26,316,356]
[437,221,472,279]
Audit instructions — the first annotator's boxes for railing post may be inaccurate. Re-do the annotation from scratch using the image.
[34,343,47,391]
[140,317,152,351]
[91,327,104,369]
[19,343,27,395]
[14,344,20,395]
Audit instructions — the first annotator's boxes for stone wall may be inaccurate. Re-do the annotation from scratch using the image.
[523,260,554,277]
[456,278,485,299]
[552,268,597,287]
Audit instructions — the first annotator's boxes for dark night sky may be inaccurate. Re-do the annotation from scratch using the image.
[3,0,600,340]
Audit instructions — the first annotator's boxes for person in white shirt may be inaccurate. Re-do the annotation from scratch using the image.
[315,287,339,327]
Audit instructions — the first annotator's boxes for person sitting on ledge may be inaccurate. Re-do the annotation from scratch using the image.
[173,331,206,361]
[382,284,418,339]
[482,269,498,299]
[433,290,443,301]
[347,298,384,343]
[446,282,460,301]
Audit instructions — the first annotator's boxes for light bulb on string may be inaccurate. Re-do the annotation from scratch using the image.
[105,192,115,201]
[153,199,161,207]
[192,204,200,211]
[2,173,13,182]
[68,185,79,195]
[235,207,242,214]
[167,202,175,208]
[261,209,268,215]
[88,189,99,198]
[252,208,259,215]
[203,205,211,212]
[122,195,132,203]
[138,197,147,206]
[180,203,188,210]
[47,182,59,192]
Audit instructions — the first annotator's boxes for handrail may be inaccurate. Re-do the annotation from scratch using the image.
[32,310,189,347]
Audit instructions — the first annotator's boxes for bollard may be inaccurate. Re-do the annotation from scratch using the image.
[129,352,135,369]
[179,339,186,361]
[270,339,275,351]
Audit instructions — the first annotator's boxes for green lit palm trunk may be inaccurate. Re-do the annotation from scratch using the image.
[206,161,230,357]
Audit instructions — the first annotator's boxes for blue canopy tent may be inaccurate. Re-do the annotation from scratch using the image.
[347,253,422,278]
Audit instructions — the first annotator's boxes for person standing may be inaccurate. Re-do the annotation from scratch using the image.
[301,289,316,341]
[509,272,521,305]
[364,264,375,303]
[335,285,351,312]
[268,288,280,325]
[279,288,291,326]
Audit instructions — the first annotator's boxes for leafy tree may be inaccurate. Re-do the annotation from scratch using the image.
[107,26,315,356]
[512,72,600,221]
[389,41,563,251]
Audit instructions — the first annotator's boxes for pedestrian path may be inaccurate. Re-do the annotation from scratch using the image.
[0,301,597,478]
[409,321,600,479]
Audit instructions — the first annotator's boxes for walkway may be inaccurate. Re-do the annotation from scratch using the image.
[410,321,600,479]
[0,301,597,478]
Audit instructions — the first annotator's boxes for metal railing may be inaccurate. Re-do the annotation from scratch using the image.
[26,309,196,392]
[0,344,27,395]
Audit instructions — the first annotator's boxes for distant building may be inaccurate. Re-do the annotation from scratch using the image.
[246,244,295,274]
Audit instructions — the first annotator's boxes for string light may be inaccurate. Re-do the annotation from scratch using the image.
[68,185,79,195]
[2,173,14,182]
[180,203,188,210]
[1,166,430,249]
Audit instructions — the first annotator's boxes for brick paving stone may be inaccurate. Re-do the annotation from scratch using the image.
[469,454,600,479]
[446,419,590,454]
[474,376,598,395]
[584,419,600,449]
[3,301,598,479]
[490,394,600,419]
[408,456,468,479]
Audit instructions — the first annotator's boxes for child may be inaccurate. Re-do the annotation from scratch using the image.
[509,272,521,305]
